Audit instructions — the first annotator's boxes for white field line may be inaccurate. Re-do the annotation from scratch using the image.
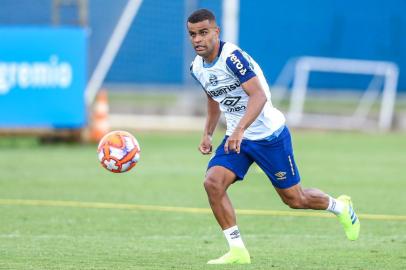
[1,199,405,221]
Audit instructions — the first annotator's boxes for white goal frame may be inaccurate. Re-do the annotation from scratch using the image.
[284,56,399,131]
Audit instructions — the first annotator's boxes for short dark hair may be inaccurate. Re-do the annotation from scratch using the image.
[187,9,216,24]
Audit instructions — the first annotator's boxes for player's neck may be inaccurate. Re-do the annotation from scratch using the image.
[203,40,220,64]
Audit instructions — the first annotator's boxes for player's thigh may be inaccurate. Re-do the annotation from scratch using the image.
[207,136,254,182]
[249,127,301,189]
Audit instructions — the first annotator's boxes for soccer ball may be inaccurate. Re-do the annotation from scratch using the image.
[97,130,141,173]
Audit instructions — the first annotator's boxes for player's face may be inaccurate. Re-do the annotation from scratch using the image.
[187,20,220,62]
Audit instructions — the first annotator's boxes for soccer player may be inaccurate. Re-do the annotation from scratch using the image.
[187,9,360,265]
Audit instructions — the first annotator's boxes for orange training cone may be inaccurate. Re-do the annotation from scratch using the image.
[90,89,110,142]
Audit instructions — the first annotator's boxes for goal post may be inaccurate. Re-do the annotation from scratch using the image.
[284,56,399,131]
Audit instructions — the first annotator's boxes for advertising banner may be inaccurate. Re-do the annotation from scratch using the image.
[0,27,86,128]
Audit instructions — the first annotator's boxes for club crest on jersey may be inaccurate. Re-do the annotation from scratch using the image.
[209,74,218,86]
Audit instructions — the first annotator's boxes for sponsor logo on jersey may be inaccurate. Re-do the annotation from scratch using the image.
[209,74,218,86]
[206,82,241,97]
[275,171,287,180]
[220,96,247,112]
[220,96,241,106]
[229,53,247,76]
[227,105,246,112]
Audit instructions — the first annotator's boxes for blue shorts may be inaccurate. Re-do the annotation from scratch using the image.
[207,126,300,189]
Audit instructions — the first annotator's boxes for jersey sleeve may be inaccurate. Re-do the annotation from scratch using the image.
[190,61,205,90]
[225,50,256,83]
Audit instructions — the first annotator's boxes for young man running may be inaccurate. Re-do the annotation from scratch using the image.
[187,9,360,265]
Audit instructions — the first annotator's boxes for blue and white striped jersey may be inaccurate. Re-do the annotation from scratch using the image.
[190,41,285,140]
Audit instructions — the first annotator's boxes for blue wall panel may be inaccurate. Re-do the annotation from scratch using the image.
[105,0,185,84]
[239,0,406,90]
[1,0,404,89]
[0,0,52,25]
[88,0,128,80]
[105,0,222,85]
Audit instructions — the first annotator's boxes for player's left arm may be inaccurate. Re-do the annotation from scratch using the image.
[224,50,267,153]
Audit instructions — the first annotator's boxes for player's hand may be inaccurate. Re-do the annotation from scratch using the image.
[224,128,244,154]
[198,135,213,155]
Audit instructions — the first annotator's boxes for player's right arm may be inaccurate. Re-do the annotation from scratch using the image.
[199,93,221,155]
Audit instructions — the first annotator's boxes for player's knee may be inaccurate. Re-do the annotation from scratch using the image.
[203,175,224,195]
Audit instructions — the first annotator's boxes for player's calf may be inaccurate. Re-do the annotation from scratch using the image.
[281,194,308,209]
[277,185,330,210]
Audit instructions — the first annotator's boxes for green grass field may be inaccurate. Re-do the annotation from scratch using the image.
[1,130,405,269]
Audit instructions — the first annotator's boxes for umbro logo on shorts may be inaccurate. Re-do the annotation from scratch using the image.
[275,171,287,180]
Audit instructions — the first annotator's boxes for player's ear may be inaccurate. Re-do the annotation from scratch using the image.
[215,26,220,37]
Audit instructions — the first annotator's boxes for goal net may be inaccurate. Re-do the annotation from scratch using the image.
[273,56,399,132]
